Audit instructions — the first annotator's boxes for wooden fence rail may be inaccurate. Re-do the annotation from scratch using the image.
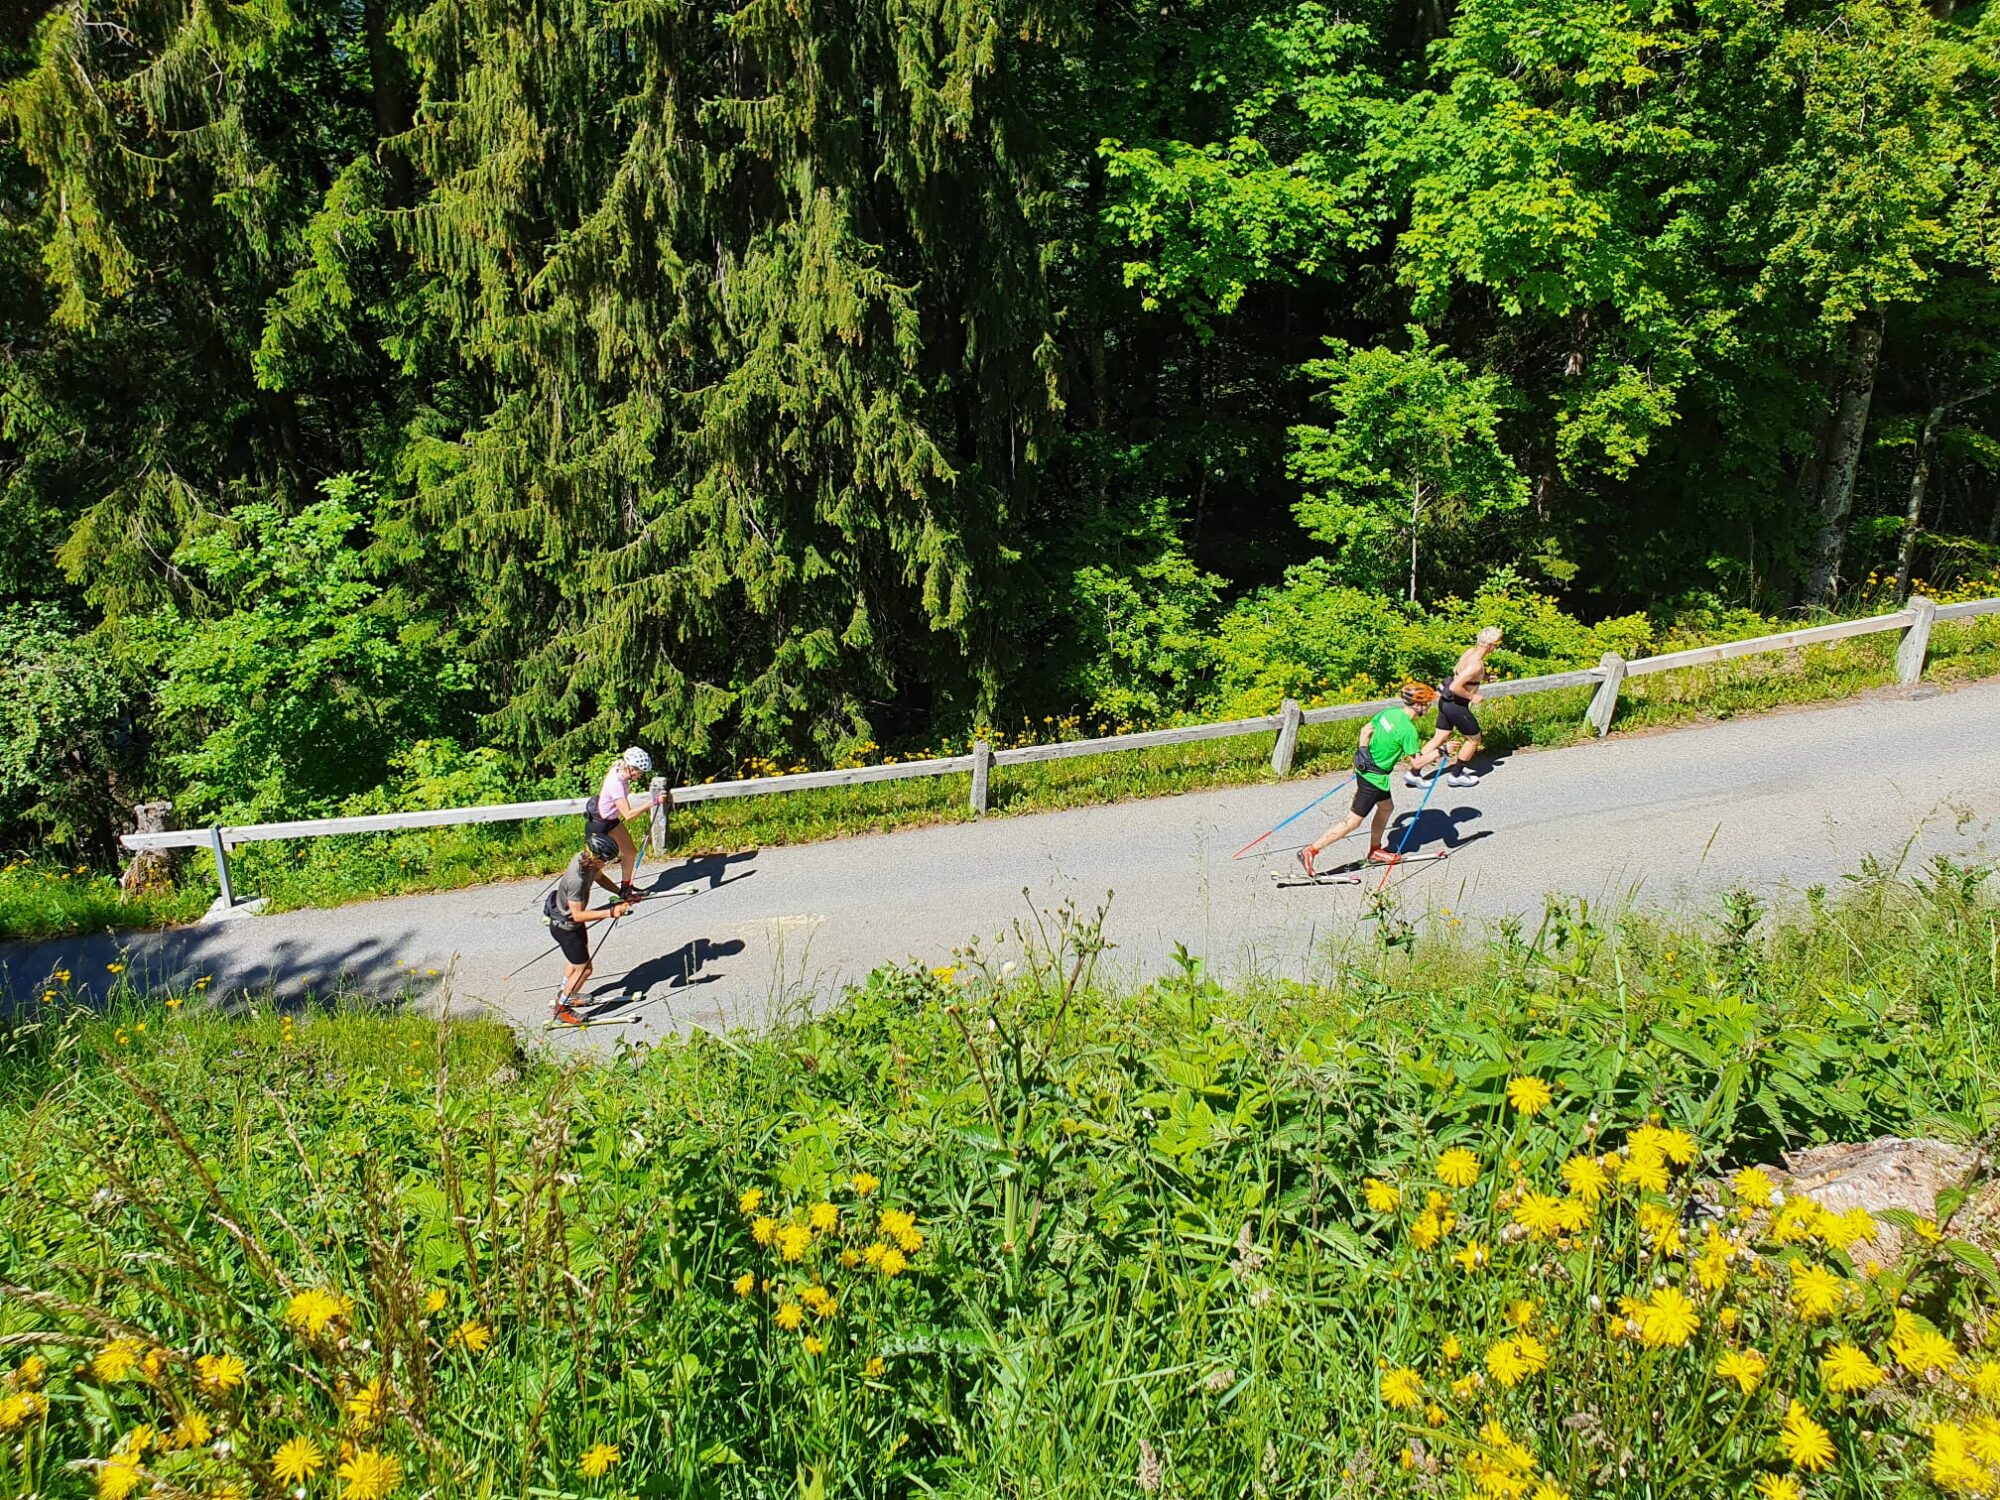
[121,594,2000,917]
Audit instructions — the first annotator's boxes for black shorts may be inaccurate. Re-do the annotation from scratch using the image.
[1437,695,1481,737]
[584,811,622,842]
[551,921,589,965]
[1352,780,1393,817]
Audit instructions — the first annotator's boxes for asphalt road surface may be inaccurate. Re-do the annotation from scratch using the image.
[5,681,1996,1051]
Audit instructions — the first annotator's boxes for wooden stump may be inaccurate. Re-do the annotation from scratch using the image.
[120,801,178,897]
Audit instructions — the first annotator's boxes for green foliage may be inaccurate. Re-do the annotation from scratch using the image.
[0,872,1995,1494]
[0,603,132,854]
[139,477,473,821]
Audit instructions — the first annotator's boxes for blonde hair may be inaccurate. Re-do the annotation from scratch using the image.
[1477,626,1503,648]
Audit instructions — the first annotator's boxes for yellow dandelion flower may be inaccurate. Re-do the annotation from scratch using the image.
[1561,1153,1609,1203]
[1486,1335,1549,1388]
[1789,1262,1846,1322]
[450,1320,491,1354]
[1512,1192,1565,1239]
[1754,1476,1804,1500]
[803,1335,825,1355]
[809,1202,839,1234]
[1451,1241,1490,1273]
[171,1411,214,1450]
[1425,1402,1446,1427]
[1718,1306,1740,1330]
[1959,1358,2000,1401]
[1506,1076,1553,1116]
[851,1171,880,1196]
[284,1287,353,1337]
[14,1353,48,1389]
[1824,1206,1876,1250]
[1715,1348,1766,1394]
[863,1241,888,1266]
[337,1446,401,1500]
[878,1207,917,1241]
[1967,1418,2000,1465]
[1636,1287,1700,1348]
[1779,1401,1835,1472]
[739,1188,764,1215]
[92,1339,142,1382]
[1362,1177,1401,1213]
[1892,1317,1958,1375]
[1821,1343,1883,1394]
[1655,1128,1697,1166]
[578,1443,620,1478]
[1913,1216,1942,1244]
[776,1223,813,1262]
[140,1346,167,1381]
[193,1351,246,1393]
[423,1289,447,1316]
[880,1246,908,1277]
[1770,1198,1823,1245]
[347,1376,389,1431]
[1637,1202,1684,1256]
[272,1436,326,1484]
[734,1272,755,1297]
[751,1215,777,1246]
[0,1391,48,1432]
[1437,1148,1481,1189]
[1449,1372,1482,1401]
[1381,1367,1424,1410]
[1507,1299,1537,1329]
[1441,1335,1463,1362]
[1930,1423,1991,1496]
[1619,1150,1670,1194]
[96,1452,145,1500]
[865,1356,886,1378]
[839,1248,861,1268]
[775,1303,804,1331]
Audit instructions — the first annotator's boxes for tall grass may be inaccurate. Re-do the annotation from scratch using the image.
[1,865,1996,1497]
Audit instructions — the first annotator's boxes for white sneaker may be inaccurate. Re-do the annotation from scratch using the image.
[1446,771,1479,788]
[1403,770,1429,788]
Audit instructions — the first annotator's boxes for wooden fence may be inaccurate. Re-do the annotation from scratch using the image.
[120,594,2000,914]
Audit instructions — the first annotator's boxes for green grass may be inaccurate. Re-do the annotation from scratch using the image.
[1,866,1996,1497]
[12,613,2000,941]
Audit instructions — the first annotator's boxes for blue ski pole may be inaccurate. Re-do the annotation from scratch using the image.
[1232,776,1354,860]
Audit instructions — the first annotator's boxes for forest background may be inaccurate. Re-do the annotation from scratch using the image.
[4,0,2000,864]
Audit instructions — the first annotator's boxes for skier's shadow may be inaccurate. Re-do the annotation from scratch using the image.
[589,936,746,1002]
[1386,805,1492,854]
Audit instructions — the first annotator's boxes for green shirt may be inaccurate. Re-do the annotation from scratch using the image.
[1359,705,1420,789]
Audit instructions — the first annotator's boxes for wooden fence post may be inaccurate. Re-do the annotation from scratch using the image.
[120,801,176,897]
[648,775,670,857]
[970,740,992,815]
[1270,698,1302,776]
[1585,652,1626,737]
[1896,596,1936,686]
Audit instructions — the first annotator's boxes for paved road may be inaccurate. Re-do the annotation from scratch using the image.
[5,682,1997,1050]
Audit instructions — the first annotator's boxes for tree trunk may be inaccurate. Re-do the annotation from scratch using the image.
[1803,311,1885,605]
[1894,405,1944,602]
[1408,476,1423,603]
[363,0,415,206]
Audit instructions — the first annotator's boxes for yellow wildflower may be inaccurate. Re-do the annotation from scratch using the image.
[1715,1348,1766,1394]
[1930,1422,1992,1496]
[1637,1201,1684,1256]
[1769,1198,1822,1245]
[1618,1150,1670,1194]
[851,1171,880,1196]
[1891,1313,1958,1375]
[578,1443,620,1478]
[1362,1177,1402,1213]
[1436,1148,1481,1189]
[96,1452,145,1500]
[171,1411,213,1451]
[1506,1076,1553,1116]
[1789,1262,1846,1322]
[91,1339,142,1383]
[738,1188,764,1215]
[337,1446,401,1500]
[1425,1402,1446,1428]
[1913,1217,1943,1244]
[839,1248,861,1268]
[776,1223,813,1262]
[751,1215,777,1246]
[450,1319,491,1354]
[11,1354,47,1389]
[1960,1358,2000,1401]
[1779,1401,1835,1472]
[1381,1367,1423,1410]
[1554,1196,1594,1233]
[347,1376,389,1431]
[1824,1206,1876,1250]
[809,1201,839,1233]
[1561,1154,1609,1203]
[423,1289,447,1316]
[865,1356,886,1378]
[1636,1286,1700,1348]
[1655,1128,1698,1166]
[775,1303,805,1331]
[192,1350,246,1393]
[284,1287,353,1337]
[1512,1192,1565,1239]
[1441,1335,1463,1362]
[880,1246,908,1277]
[1451,1241,1490,1273]
[1507,1299,1536,1329]
[734,1272,755,1296]
[1821,1342,1884,1394]
[272,1436,326,1484]
[1753,1477,1804,1500]
[0,1391,47,1431]
[1486,1334,1550,1388]
[803,1335,825,1355]
[863,1241,888,1266]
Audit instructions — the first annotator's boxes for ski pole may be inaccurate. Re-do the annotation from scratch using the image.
[1232,776,1354,860]
[1374,758,1445,892]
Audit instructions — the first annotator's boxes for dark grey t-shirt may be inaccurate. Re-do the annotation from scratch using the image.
[551,855,597,929]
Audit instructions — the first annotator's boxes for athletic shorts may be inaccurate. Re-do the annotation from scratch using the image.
[1352,780,1393,817]
[583,811,621,842]
[551,921,589,965]
[1437,695,1481,737]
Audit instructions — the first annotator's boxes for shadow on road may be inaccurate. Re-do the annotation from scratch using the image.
[1387,805,1491,852]
[590,936,747,1001]
[646,850,758,895]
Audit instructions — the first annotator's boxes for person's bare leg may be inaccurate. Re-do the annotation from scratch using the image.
[1368,801,1394,859]
[1301,811,1365,874]
[611,823,639,890]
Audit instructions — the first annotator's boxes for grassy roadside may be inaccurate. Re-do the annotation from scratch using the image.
[0,868,1995,1496]
[5,613,1998,940]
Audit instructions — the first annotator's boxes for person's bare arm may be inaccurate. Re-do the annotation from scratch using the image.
[1449,651,1484,702]
[592,871,623,897]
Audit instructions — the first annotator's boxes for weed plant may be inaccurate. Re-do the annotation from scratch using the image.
[1,865,1996,1496]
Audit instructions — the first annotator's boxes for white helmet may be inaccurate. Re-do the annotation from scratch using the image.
[621,746,653,774]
